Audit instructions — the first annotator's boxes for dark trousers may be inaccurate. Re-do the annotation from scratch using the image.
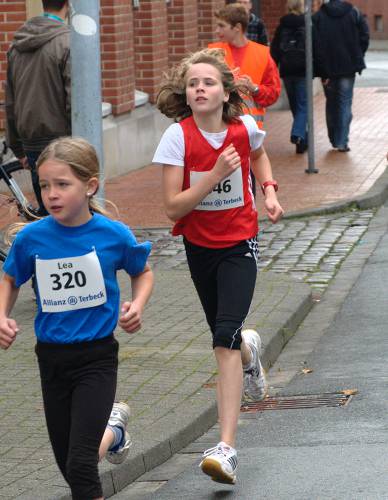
[323,76,355,148]
[35,335,118,500]
[26,150,49,216]
[283,76,308,142]
[184,237,258,350]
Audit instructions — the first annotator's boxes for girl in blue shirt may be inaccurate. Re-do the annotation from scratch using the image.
[0,137,154,500]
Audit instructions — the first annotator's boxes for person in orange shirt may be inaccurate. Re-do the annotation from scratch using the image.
[209,3,281,193]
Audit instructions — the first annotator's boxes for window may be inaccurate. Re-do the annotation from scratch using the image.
[374,15,383,32]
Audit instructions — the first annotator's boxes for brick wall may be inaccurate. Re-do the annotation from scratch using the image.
[198,0,226,47]
[167,0,198,67]
[100,0,135,114]
[0,1,26,129]
[261,0,286,41]
[133,0,169,104]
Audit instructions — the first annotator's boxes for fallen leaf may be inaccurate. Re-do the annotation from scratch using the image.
[301,368,313,374]
[341,388,358,396]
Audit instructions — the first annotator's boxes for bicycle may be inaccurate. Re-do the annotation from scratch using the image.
[0,141,40,262]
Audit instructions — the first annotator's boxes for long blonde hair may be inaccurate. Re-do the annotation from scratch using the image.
[157,48,249,123]
[5,137,116,244]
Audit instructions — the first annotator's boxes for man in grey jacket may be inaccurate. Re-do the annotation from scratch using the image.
[5,0,70,215]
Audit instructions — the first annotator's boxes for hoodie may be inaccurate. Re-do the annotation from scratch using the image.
[5,16,71,157]
[312,0,369,78]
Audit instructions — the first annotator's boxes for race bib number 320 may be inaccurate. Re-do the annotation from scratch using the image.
[35,250,107,312]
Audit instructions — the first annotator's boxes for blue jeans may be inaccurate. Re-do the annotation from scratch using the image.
[323,76,355,148]
[283,76,307,142]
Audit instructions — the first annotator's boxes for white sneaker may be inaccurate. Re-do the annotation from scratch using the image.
[106,402,132,465]
[242,329,268,401]
[200,442,237,484]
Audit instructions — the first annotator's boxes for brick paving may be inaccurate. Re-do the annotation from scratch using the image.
[104,87,388,228]
[137,209,375,297]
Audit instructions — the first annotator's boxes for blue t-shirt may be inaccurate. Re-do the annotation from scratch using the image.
[3,213,151,344]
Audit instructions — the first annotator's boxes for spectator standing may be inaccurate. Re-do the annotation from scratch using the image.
[209,4,280,132]
[209,3,281,194]
[312,0,369,152]
[271,0,308,154]
[5,0,71,215]
[234,0,269,45]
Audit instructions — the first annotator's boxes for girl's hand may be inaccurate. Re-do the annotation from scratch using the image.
[0,317,19,350]
[213,144,241,181]
[264,194,284,224]
[119,301,143,334]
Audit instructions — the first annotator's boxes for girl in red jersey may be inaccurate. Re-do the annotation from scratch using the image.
[153,48,283,485]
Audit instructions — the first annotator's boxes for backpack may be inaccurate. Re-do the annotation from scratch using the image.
[279,25,306,74]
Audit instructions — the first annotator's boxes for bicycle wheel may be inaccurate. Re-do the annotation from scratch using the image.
[0,243,8,262]
[0,160,37,223]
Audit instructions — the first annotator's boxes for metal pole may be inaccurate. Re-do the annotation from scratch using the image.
[305,0,318,174]
[70,1,105,199]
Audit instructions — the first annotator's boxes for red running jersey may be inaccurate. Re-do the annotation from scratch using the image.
[172,116,258,248]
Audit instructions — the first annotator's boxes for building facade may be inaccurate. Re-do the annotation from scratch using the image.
[352,0,388,40]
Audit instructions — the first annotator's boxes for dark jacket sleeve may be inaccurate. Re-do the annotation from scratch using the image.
[5,52,24,158]
[270,25,282,65]
[357,12,369,54]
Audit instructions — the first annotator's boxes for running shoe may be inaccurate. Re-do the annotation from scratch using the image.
[242,329,268,401]
[200,442,237,484]
[106,402,132,465]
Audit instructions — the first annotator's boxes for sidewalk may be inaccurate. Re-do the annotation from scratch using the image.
[1,86,388,499]
[105,86,388,228]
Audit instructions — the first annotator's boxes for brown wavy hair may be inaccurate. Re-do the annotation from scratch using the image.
[156,48,249,123]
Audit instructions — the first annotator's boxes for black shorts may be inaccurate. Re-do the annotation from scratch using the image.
[184,236,259,350]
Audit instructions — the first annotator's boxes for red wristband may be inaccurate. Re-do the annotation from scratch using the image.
[261,180,278,195]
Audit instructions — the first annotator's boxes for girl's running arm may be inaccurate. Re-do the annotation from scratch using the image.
[163,144,241,221]
[250,146,284,224]
[0,274,20,349]
[119,264,154,334]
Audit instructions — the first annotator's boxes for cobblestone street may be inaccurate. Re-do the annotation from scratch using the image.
[136,209,375,297]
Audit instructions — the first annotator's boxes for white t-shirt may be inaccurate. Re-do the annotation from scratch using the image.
[152,115,265,166]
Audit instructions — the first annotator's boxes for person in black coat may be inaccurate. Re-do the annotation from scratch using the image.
[271,0,308,154]
[312,0,369,151]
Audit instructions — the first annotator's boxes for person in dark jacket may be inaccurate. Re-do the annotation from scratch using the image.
[271,0,308,153]
[313,0,369,152]
[234,0,269,45]
[5,0,70,215]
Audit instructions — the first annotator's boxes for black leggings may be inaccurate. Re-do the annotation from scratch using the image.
[35,335,118,500]
[184,237,258,350]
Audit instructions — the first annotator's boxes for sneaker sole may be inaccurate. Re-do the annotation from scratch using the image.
[201,458,236,485]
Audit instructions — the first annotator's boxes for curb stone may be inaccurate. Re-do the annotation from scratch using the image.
[269,162,388,221]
